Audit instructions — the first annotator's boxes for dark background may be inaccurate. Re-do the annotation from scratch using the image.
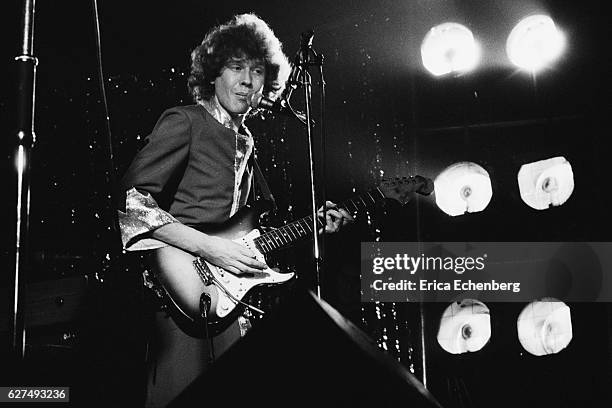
[1,0,611,406]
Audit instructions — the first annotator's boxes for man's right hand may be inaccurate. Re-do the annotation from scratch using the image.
[150,222,268,276]
[198,235,268,275]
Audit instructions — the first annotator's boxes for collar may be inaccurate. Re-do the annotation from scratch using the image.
[199,96,244,133]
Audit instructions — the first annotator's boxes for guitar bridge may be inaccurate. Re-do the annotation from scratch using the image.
[193,257,214,286]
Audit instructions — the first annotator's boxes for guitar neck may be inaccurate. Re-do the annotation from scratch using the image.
[253,188,386,255]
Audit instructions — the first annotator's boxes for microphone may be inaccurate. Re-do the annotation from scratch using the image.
[249,93,308,123]
[248,93,289,114]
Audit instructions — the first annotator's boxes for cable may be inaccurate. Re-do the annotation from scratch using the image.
[200,293,215,363]
[91,0,122,257]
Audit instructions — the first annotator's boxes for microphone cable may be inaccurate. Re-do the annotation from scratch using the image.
[90,0,123,259]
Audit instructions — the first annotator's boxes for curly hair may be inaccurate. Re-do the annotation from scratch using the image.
[188,14,290,103]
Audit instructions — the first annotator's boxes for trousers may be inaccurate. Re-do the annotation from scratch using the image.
[144,311,242,407]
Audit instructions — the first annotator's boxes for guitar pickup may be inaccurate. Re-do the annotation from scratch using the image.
[193,257,214,286]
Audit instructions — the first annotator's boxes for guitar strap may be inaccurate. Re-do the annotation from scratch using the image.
[251,153,278,212]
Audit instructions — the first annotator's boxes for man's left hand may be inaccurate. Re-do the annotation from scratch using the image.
[319,201,354,234]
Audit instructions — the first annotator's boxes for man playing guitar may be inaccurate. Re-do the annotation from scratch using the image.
[118,14,352,406]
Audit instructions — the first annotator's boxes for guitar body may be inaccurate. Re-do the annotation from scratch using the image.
[149,202,294,335]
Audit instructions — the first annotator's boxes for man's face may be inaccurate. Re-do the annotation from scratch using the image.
[214,57,265,117]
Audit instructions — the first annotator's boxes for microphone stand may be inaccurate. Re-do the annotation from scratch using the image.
[11,0,37,362]
[294,32,326,299]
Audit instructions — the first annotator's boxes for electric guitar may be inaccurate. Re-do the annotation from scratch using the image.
[149,176,430,335]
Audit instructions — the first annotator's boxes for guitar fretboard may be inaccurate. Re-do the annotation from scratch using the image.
[253,188,386,254]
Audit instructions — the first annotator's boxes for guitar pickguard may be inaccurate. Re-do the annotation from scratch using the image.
[202,229,294,319]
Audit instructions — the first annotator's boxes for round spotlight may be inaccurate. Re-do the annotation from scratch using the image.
[434,162,493,216]
[437,299,491,354]
[517,299,572,356]
[421,22,480,76]
[506,14,565,72]
[517,156,574,210]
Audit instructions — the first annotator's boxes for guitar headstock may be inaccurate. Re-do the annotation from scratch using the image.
[378,176,434,205]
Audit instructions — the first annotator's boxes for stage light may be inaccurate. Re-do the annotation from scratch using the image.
[421,23,480,76]
[517,156,574,210]
[437,299,491,354]
[506,14,565,72]
[517,299,572,356]
[434,162,492,216]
